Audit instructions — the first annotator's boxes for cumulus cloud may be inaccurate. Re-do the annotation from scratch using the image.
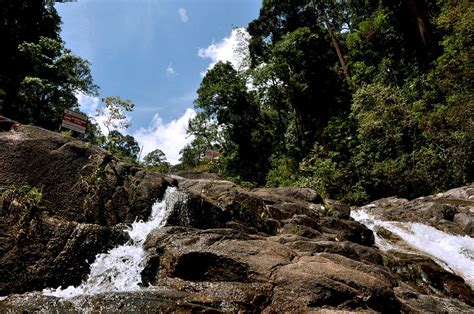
[198,27,250,75]
[178,8,188,23]
[166,63,176,76]
[76,91,100,117]
[133,108,196,164]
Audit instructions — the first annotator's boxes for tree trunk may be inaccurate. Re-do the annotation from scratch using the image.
[323,14,351,83]
[405,0,433,51]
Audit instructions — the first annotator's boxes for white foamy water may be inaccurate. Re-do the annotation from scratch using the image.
[351,209,474,287]
[44,187,185,298]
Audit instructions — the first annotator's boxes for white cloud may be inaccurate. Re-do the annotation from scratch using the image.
[76,91,100,117]
[166,63,176,76]
[133,108,196,164]
[178,8,188,23]
[198,27,250,75]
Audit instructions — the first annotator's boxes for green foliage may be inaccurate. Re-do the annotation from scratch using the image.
[4,36,98,129]
[105,130,140,163]
[297,144,347,200]
[265,155,299,187]
[181,0,473,204]
[0,0,61,124]
[91,96,141,163]
[0,185,45,239]
[143,149,170,173]
[193,61,270,184]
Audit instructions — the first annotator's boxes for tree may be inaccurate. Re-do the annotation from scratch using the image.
[0,1,98,130]
[194,61,269,183]
[95,96,134,134]
[106,130,140,162]
[143,149,170,172]
[93,96,138,162]
[13,37,98,128]
[179,144,202,170]
[2,36,98,129]
[0,0,61,109]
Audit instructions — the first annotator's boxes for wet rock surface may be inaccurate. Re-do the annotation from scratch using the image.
[134,177,472,312]
[357,184,474,236]
[1,117,473,312]
[0,212,129,295]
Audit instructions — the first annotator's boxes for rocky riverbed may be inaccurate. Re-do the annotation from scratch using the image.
[0,115,473,312]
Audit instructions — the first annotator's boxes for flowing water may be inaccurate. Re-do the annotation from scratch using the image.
[351,209,474,287]
[43,187,185,299]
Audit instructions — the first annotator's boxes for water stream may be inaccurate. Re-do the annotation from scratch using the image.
[351,209,474,287]
[43,187,185,299]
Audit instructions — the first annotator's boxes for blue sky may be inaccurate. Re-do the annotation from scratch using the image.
[55,0,261,163]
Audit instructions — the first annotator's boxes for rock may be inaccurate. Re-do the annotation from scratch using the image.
[165,191,232,230]
[395,283,474,313]
[0,290,227,312]
[0,116,175,226]
[323,199,351,219]
[423,203,457,221]
[251,187,323,204]
[357,184,474,236]
[382,252,474,306]
[268,254,399,312]
[142,227,294,284]
[0,116,174,295]
[166,184,278,235]
[0,211,129,295]
[454,213,474,234]
[281,239,384,265]
[141,226,400,312]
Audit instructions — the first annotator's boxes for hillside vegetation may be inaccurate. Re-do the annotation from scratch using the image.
[182,0,473,203]
[1,0,472,204]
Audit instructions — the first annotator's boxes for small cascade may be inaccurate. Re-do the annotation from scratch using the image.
[351,209,474,287]
[43,187,185,299]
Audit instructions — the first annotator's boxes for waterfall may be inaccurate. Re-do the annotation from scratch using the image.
[43,187,185,298]
[351,209,474,288]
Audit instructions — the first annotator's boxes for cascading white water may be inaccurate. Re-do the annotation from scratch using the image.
[43,187,184,299]
[351,209,474,288]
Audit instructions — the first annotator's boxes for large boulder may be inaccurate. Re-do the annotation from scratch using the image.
[0,116,175,295]
[137,177,473,312]
[141,226,400,312]
[0,210,129,295]
[0,116,175,226]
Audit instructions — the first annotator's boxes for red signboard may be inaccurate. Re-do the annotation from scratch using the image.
[61,109,88,133]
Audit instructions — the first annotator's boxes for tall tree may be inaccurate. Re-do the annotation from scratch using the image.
[0,0,98,130]
[0,0,61,109]
[195,61,268,183]
[12,37,97,129]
